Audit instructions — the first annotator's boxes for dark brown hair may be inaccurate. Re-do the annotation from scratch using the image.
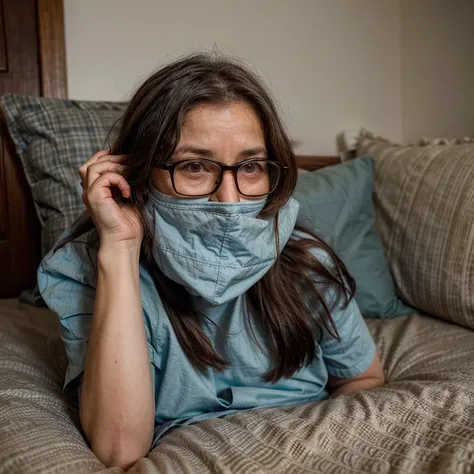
[62,53,355,383]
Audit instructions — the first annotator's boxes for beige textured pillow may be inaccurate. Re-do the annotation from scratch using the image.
[356,129,474,329]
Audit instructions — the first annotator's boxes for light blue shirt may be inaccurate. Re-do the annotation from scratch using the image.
[38,233,376,444]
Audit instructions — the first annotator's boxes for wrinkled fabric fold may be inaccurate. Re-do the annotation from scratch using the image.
[147,187,299,305]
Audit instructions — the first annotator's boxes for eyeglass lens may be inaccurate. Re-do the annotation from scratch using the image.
[172,159,280,197]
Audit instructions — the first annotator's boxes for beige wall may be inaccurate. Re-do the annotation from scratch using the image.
[64,0,402,154]
[400,0,474,142]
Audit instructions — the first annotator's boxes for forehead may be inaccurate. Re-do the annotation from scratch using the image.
[180,102,264,143]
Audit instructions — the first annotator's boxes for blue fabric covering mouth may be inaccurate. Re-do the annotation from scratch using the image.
[147,186,299,305]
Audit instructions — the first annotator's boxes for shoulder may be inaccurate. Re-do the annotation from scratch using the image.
[289,228,337,270]
[288,228,354,315]
[38,230,100,290]
[37,231,100,319]
[38,232,160,328]
[38,231,155,297]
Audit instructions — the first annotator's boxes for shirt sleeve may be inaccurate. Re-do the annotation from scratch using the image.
[38,237,160,404]
[320,293,376,379]
[305,245,377,380]
[37,239,97,401]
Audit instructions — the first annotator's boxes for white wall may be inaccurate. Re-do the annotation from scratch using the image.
[64,0,402,154]
[400,0,474,142]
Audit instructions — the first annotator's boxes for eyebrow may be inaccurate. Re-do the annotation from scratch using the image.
[174,146,215,158]
[239,147,268,158]
[173,146,268,159]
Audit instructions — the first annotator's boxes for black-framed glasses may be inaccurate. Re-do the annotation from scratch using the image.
[158,158,286,197]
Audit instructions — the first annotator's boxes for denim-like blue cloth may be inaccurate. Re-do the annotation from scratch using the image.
[38,192,376,444]
[147,188,295,305]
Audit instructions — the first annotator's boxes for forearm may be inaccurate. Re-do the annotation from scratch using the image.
[80,246,154,468]
[329,376,385,398]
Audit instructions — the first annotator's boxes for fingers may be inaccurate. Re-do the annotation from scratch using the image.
[79,149,110,177]
[78,150,126,185]
[84,160,126,190]
[91,148,111,162]
[87,172,131,203]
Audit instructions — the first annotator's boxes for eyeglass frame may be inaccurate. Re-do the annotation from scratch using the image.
[157,157,287,198]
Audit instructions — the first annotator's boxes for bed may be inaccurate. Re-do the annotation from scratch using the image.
[1,1,474,473]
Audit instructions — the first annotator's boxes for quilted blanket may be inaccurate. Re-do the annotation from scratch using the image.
[1,299,473,473]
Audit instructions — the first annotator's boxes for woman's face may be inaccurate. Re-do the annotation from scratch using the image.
[152,101,267,202]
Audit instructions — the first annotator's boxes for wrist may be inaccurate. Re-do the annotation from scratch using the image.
[98,243,141,272]
[99,237,141,257]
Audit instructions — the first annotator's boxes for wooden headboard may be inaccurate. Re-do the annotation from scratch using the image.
[0,0,66,298]
[0,0,340,298]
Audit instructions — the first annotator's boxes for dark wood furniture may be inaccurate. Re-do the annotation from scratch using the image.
[0,0,340,298]
[296,155,340,171]
[0,0,66,298]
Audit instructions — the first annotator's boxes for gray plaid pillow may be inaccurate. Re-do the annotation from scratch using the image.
[1,94,127,255]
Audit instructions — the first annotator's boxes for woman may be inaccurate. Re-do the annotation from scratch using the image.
[38,54,384,469]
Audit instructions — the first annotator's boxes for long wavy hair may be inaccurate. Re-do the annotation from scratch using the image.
[60,53,355,383]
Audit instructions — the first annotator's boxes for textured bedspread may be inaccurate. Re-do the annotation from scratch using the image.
[1,299,473,474]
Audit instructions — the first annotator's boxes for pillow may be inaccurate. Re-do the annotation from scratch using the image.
[293,156,413,318]
[1,94,127,256]
[356,129,474,329]
[0,95,410,319]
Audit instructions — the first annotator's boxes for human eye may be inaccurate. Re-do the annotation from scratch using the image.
[180,160,209,174]
[241,160,266,175]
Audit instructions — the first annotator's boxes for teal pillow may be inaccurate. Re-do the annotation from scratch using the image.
[293,156,413,318]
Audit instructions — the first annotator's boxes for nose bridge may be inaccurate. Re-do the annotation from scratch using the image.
[212,168,240,202]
